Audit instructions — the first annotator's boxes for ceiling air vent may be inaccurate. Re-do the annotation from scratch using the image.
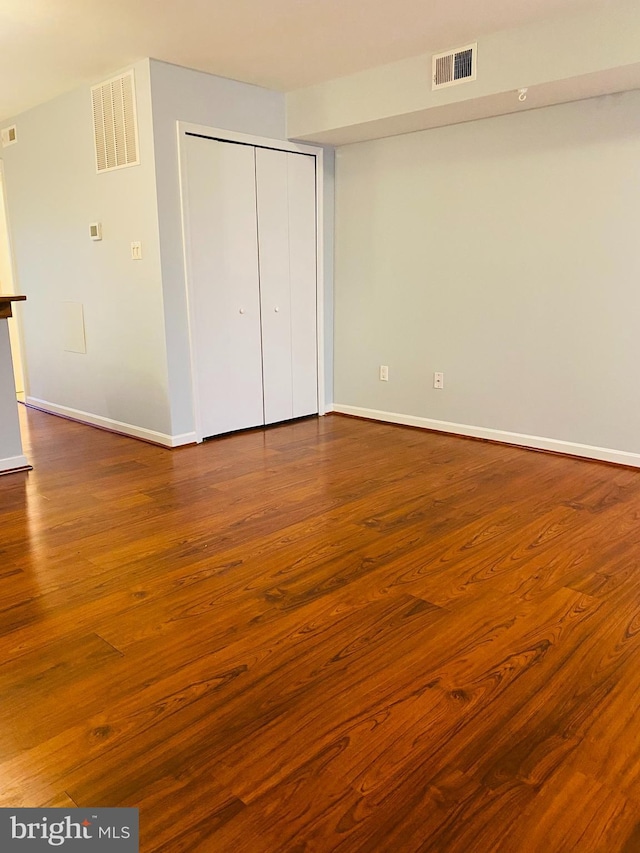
[91,70,139,173]
[432,43,477,90]
[1,125,17,147]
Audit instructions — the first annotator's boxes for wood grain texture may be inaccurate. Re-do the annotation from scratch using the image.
[2,407,640,851]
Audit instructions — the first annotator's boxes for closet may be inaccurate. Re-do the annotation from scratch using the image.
[182,133,318,439]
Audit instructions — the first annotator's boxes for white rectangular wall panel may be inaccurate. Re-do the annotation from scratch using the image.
[184,135,264,437]
[62,302,86,353]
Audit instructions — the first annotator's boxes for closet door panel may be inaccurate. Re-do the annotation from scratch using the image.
[287,152,318,417]
[184,136,264,437]
[255,147,294,425]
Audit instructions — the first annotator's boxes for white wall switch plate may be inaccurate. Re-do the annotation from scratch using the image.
[434,372,444,389]
[379,365,389,381]
[131,241,142,260]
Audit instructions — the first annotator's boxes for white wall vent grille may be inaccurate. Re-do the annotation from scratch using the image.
[1,125,17,147]
[91,70,139,172]
[432,43,477,90]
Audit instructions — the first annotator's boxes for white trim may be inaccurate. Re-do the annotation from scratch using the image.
[330,404,640,469]
[0,454,30,475]
[176,121,326,443]
[176,141,203,445]
[177,121,320,156]
[26,397,196,448]
[314,147,326,418]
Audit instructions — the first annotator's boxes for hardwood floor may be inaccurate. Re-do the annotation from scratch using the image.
[2,407,640,851]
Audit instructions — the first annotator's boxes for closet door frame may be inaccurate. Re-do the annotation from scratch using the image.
[177,121,325,444]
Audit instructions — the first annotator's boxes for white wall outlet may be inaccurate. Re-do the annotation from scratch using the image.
[434,372,444,389]
[379,365,389,381]
[130,241,142,260]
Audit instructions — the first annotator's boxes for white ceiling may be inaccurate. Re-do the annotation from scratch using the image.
[0,0,607,122]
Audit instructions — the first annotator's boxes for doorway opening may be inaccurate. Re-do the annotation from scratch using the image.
[0,161,26,402]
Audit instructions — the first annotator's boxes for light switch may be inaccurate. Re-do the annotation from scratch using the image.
[131,241,142,260]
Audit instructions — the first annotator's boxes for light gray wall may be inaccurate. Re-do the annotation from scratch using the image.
[1,59,172,435]
[149,59,287,435]
[2,59,333,444]
[334,90,640,455]
[287,0,640,144]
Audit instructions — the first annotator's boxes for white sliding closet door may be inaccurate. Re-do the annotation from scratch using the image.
[256,148,293,425]
[183,135,264,437]
[183,133,318,439]
[287,152,318,419]
[256,148,318,424]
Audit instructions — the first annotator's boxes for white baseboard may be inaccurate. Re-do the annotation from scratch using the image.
[330,404,640,469]
[26,397,196,449]
[0,454,31,474]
